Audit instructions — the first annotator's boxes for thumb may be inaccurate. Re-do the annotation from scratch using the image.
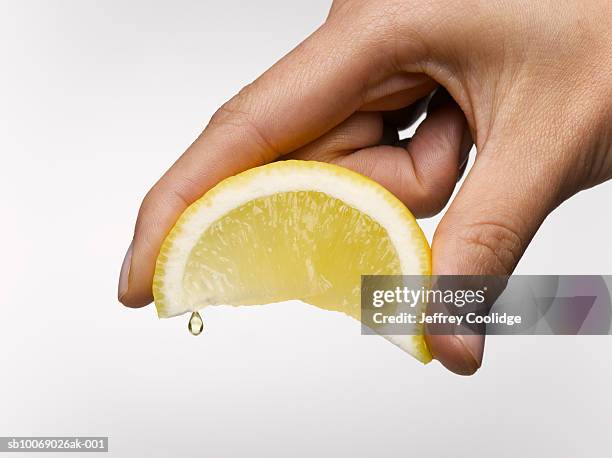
[427,142,563,375]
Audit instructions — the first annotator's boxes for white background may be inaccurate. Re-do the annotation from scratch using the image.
[1,1,611,457]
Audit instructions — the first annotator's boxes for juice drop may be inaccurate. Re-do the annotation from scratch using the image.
[188,311,203,336]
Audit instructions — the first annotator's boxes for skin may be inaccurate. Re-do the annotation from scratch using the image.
[117,0,612,375]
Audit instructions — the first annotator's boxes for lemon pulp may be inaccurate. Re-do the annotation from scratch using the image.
[183,191,401,317]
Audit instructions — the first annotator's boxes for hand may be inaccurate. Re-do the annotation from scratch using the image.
[118,0,612,375]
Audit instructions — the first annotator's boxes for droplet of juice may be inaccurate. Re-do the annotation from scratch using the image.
[188,311,203,336]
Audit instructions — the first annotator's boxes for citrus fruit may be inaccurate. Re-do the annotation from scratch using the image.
[153,160,432,362]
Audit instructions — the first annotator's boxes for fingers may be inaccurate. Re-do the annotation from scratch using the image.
[358,77,437,111]
[118,22,434,307]
[289,93,471,218]
[339,106,469,217]
[283,111,385,162]
[382,95,431,131]
[426,139,562,375]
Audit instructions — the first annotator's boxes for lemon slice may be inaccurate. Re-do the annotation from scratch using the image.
[153,160,432,363]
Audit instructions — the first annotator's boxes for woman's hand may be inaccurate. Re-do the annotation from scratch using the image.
[118,0,612,375]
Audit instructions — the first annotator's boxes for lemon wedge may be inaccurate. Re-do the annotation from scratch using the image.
[153,160,432,362]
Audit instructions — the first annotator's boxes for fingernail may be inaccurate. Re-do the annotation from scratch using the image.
[456,334,484,371]
[118,241,133,302]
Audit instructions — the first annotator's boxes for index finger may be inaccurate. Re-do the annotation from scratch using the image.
[118,19,433,307]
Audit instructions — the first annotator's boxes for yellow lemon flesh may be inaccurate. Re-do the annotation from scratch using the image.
[153,160,432,363]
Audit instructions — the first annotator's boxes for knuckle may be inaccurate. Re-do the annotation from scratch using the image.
[455,220,524,274]
[208,86,278,161]
[326,1,406,48]
[421,187,452,217]
[138,188,158,220]
[134,189,157,237]
[413,171,455,218]
[209,86,252,128]
[137,187,169,227]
